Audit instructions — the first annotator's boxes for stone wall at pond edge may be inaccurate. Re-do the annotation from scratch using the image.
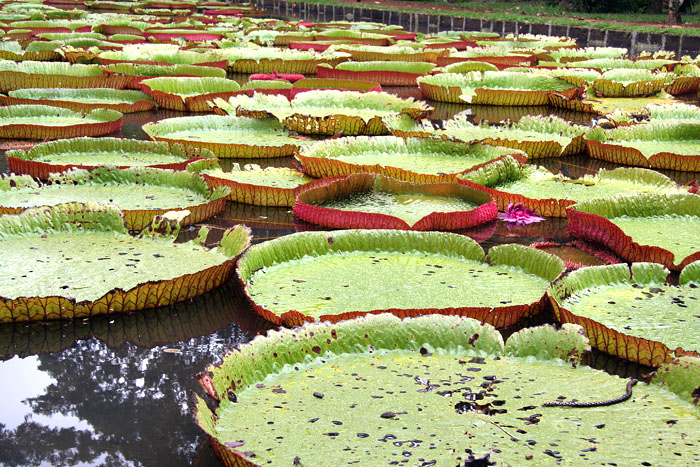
[255,0,700,57]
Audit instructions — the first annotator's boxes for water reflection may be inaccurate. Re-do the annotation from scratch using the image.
[0,281,270,467]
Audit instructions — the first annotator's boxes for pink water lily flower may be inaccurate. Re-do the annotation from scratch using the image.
[498,202,545,225]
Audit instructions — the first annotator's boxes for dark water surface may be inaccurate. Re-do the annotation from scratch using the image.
[0,90,698,466]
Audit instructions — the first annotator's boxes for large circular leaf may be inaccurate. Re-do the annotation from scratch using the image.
[236,230,564,327]
[194,314,700,466]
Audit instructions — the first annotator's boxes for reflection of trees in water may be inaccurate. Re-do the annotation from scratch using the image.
[0,281,275,466]
[0,421,130,466]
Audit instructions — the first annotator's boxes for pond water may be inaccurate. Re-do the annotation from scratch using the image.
[0,87,698,466]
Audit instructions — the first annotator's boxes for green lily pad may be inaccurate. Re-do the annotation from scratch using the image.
[387,114,587,159]
[98,43,223,66]
[592,68,667,97]
[143,115,303,158]
[550,262,700,366]
[0,167,229,230]
[237,230,564,326]
[102,62,227,89]
[296,136,525,183]
[0,203,251,322]
[140,76,240,112]
[457,155,686,217]
[187,159,312,207]
[214,90,431,136]
[0,60,129,91]
[418,71,576,105]
[0,88,154,113]
[568,193,700,270]
[194,314,700,466]
[548,91,677,116]
[585,122,700,171]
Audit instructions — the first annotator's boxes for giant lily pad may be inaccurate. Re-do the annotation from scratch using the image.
[237,230,564,326]
[0,203,251,322]
[585,122,700,171]
[545,46,628,63]
[293,173,496,230]
[194,314,700,466]
[664,64,700,95]
[417,71,579,105]
[211,47,349,74]
[388,114,587,159]
[143,115,303,158]
[297,136,526,183]
[97,44,225,68]
[0,88,154,113]
[334,44,446,63]
[214,91,431,136]
[569,58,676,72]
[643,102,700,123]
[0,40,61,61]
[7,137,211,178]
[549,262,700,366]
[0,105,122,140]
[102,62,227,89]
[317,61,435,86]
[568,193,700,270]
[592,69,667,97]
[289,78,381,98]
[436,48,534,69]
[457,156,687,217]
[187,159,313,207]
[0,167,229,230]
[140,76,240,112]
[548,91,678,118]
[0,61,130,92]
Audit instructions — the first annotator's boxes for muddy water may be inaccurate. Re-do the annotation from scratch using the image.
[0,90,697,466]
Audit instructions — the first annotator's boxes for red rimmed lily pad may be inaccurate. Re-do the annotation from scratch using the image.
[293,173,497,231]
[335,44,447,63]
[317,61,436,86]
[6,137,212,179]
[0,167,229,230]
[549,261,700,366]
[139,76,241,112]
[457,155,687,217]
[237,229,564,327]
[102,62,227,89]
[584,122,700,172]
[0,88,154,113]
[568,193,700,271]
[142,115,304,159]
[296,135,526,183]
[0,105,122,140]
[0,203,251,323]
[187,158,313,207]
